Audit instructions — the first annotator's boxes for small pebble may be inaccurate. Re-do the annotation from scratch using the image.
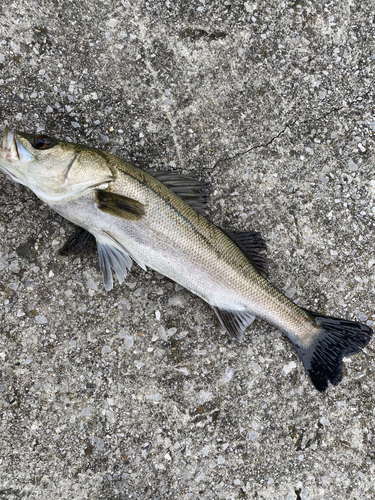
[168,296,185,307]
[283,361,296,374]
[35,315,48,324]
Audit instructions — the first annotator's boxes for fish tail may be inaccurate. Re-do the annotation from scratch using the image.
[293,310,372,392]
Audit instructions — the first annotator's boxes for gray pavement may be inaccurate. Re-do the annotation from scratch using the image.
[0,1,374,498]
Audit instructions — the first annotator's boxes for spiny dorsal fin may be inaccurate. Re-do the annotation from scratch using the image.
[58,226,97,256]
[225,230,268,279]
[147,170,209,215]
[97,190,145,221]
[213,307,256,342]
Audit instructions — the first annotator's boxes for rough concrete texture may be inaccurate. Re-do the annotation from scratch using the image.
[0,0,374,498]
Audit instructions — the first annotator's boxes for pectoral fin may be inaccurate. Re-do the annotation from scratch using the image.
[97,190,145,220]
[58,226,97,256]
[213,307,256,342]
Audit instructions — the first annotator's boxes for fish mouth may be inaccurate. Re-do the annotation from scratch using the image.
[1,127,36,178]
[2,128,18,162]
[0,128,36,184]
[0,128,18,182]
[2,127,36,163]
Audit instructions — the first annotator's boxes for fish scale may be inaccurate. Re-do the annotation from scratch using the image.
[112,164,314,335]
[0,127,372,392]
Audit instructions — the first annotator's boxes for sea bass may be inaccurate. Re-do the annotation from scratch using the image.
[0,128,372,392]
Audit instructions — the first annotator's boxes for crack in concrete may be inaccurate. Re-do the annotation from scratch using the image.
[211,105,346,170]
[211,82,374,170]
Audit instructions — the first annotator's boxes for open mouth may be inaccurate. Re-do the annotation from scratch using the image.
[2,128,18,161]
[0,128,35,185]
[0,129,19,181]
[2,128,35,163]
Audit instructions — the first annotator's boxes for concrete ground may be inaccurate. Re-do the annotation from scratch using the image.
[0,1,374,498]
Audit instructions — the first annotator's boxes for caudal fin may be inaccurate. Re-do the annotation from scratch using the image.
[294,311,372,392]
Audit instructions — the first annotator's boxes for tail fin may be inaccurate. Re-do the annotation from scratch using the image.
[294,311,372,392]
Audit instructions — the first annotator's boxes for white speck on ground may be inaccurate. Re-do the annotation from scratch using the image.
[283,361,297,374]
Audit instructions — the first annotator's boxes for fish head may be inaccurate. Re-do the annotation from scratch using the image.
[0,128,114,202]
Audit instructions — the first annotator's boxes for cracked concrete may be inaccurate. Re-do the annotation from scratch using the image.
[214,89,373,168]
[0,0,375,499]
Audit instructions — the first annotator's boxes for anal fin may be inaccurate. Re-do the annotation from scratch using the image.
[213,307,256,342]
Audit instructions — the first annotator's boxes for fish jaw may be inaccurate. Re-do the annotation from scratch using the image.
[2,128,18,161]
[0,128,36,186]
[2,128,35,163]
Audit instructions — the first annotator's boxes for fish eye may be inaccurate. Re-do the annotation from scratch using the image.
[33,135,53,150]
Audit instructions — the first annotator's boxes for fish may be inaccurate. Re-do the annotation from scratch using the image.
[0,127,372,392]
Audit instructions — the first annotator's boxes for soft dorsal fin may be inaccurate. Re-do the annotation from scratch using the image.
[97,190,145,221]
[213,307,256,342]
[147,170,209,215]
[225,230,268,279]
[58,226,97,256]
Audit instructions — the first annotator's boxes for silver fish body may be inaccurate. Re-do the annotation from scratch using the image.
[0,128,372,392]
[49,168,314,340]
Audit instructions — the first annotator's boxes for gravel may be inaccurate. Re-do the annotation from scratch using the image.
[0,1,375,499]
